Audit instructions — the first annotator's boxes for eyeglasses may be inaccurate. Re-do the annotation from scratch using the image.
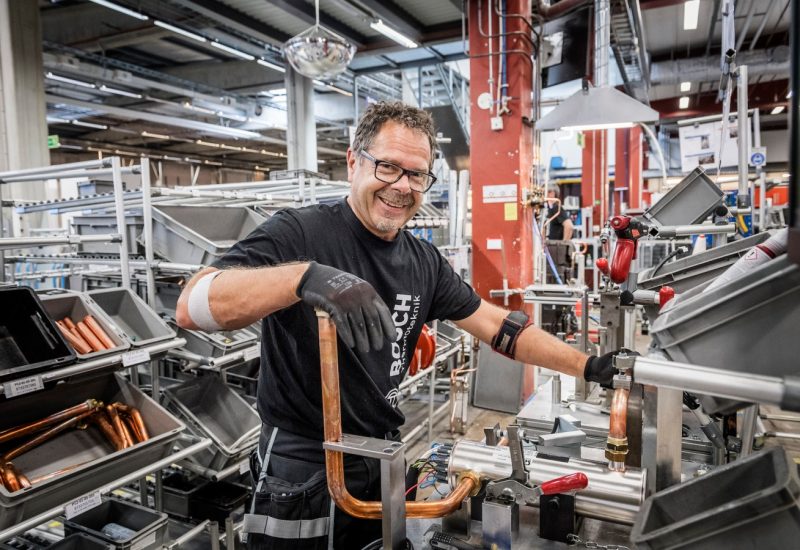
[359,150,437,193]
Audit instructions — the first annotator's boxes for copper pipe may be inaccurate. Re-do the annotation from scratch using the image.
[5,463,30,489]
[84,315,115,349]
[112,403,149,441]
[92,412,125,451]
[606,388,630,472]
[29,460,92,485]
[77,321,105,351]
[318,312,478,520]
[61,317,77,331]
[498,437,509,446]
[56,322,93,354]
[1,464,21,492]
[0,400,100,445]
[3,410,96,462]
[106,405,133,448]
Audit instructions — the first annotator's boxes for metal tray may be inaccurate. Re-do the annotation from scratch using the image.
[37,290,131,359]
[163,376,260,470]
[88,288,175,348]
[0,373,184,529]
[642,167,724,227]
[149,205,265,265]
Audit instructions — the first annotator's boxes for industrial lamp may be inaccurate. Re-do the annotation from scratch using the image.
[283,0,356,80]
[536,80,659,131]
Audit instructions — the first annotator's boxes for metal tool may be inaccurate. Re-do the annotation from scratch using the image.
[486,472,589,506]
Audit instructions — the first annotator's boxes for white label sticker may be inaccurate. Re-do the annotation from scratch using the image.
[122,348,151,367]
[243,346,260,362]
[65,490,102,519]
[482,184,517,204]
[131,531,157,550]
[5,375,44,398]
[240,459,250,476]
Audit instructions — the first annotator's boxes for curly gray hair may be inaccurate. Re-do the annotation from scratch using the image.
[351,101,436,168]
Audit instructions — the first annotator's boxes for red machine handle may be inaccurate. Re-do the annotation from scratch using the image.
[658,286,676,309]
[610,239,636,284]
[540,472,589,495]
[595,257,610,276]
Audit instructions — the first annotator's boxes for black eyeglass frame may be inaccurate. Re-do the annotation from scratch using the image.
[358,150,437,193]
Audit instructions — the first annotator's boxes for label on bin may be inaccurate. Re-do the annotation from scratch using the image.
[65,490,102,519]
[122,349,151,367]
[5,375,44,398]
[243,346,260,362]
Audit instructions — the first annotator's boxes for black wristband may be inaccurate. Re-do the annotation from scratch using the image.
[491,310,531,359]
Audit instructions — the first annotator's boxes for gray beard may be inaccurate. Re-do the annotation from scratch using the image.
[376,218,401,234]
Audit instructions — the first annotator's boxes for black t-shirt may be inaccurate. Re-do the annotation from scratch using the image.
[212,199,481,440]
[546,204,570,240]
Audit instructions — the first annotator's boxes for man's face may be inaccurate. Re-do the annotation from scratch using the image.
[346,121,431,240]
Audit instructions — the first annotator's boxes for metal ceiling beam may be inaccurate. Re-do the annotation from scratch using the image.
[172,0,291,46]
[69,26,171,53]
[262,0,367,46]
[352,52,468,75]
[338,0,422,39]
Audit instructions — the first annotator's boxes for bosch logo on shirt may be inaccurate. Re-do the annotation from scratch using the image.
[389,293,420,379]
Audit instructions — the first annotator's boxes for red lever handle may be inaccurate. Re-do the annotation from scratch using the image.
[658,286,676,309]
[610,216,630,231]
[540,472,589,495]
[595,257,610,276]
[610,239,635,284]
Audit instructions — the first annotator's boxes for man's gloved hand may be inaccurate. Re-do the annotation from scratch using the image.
[296,262,395,353]
[583,349,638,388]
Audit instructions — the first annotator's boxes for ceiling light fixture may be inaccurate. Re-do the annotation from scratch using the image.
[313,80,353,97]
[154,20,207,43]
[99,85,142,98]
[45,72,96,89]
[562,122,635,131]
[370,19,418,49]
[284,0,356,79]
[71,120,108,130]
[680,81,691,92]
[88,0,148,20]
[46,117,70,124]
[683,0,699,31]
[257,58,286,73]
[183,102,216,115]
[141,131,171,139]
[771,105,785,115]
[210,41,255,61]
[195,140,221,148]
[679,96,690,109]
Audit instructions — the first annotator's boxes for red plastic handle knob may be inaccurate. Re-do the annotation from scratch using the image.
[610,239,636,284]
[596,257,610,276]
[540,472,589,495]
[610,216,630,231]
[659,286,676,309]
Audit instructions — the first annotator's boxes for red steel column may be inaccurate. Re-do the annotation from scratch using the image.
[581,130,608,230]
[615,126,643,211]
[468,0,534,310]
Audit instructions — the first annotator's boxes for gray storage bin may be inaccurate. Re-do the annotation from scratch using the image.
[651,255,800,380]
[637,233,770,293]
[64,499,167,550]
[71,214,143,255]
[175,325,257,358]
[88,288,175,347]
[0,372,184,529]
[163,376,260,470]
[37,290,130,359]
[642,167,724,227]
[149,206,265,265]
[631,448,800,549]
[78,180,114,196]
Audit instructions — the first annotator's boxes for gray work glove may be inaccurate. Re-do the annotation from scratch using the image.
[296,262,395,353]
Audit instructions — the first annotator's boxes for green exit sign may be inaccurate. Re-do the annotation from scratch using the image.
[47,135,60,149]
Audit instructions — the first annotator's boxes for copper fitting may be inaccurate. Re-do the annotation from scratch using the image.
[606,387,630,472]
[318,311,477,519]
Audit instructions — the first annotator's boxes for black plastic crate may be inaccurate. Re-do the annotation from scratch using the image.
[157,471,208,520]
[64,499,167,550]
[189,481,250,523]
[50,533,113,549]
[0,287,75,380]
[0,534,50,549]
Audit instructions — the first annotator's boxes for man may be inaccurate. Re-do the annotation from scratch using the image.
[176,102,617,549]
[545,186,574,241]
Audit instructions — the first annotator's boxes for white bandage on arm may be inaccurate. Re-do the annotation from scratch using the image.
[187,271,223,331]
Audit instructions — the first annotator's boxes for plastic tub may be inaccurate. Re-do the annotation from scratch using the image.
[158,471,208,520]
[71,214,143,255]
[189,481,250,523]
[37,290,130,359]
[0,373,183,529]
[175,325,257,358]
[631,448,800,549]
[637,233,770,293]
[0,287,75,380]
[642,167,724,227]
[149,206,265,265]
[88,288,175,348]
[163,376,260,470]
[64,499,168,550]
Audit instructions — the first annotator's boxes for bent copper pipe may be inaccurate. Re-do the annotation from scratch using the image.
[106,405,133,448]
[112,403,149,441]
[606,388,630,472]
[0,399,100,445]
[3,409,97,462]
[318,312,478,520]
